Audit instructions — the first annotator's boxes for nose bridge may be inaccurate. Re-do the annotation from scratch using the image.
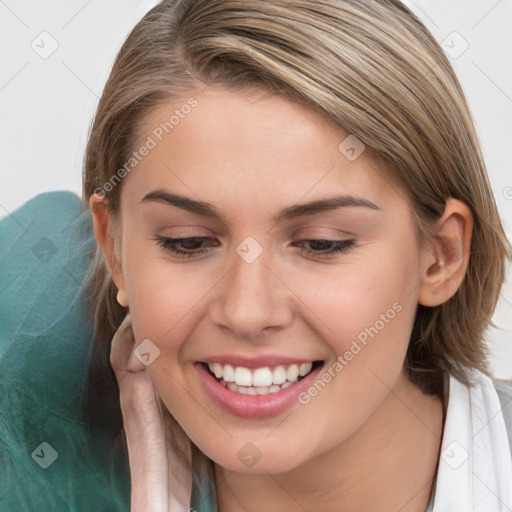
[209,239,292,338]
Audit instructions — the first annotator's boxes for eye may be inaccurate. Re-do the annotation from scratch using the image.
[154,236,216,258]
[292,238,356,258]
[154,235,355,259]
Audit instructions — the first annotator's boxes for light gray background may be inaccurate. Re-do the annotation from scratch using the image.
[1,0,511,378]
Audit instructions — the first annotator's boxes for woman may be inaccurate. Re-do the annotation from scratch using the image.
[83,0,512,510]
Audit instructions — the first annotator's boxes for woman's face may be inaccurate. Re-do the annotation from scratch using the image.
[115,86,431,473]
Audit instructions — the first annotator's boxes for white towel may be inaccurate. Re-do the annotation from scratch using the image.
[433,371,512,511]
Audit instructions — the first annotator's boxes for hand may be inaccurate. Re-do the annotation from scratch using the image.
[110,314,170,512]
[110,315,194,512]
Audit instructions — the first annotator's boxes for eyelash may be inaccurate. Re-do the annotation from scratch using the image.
[154,236,356,259]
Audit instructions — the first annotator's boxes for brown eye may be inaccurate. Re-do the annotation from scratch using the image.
[154,236,217,258]
[292,239,355,258]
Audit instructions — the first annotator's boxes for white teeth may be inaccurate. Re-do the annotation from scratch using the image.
[252,367,273,387]
[206,361,316,393]
[234,367,253,387]
[222,380,302,395]
[210,362,223,379]
[299,362,313,377]
[286,364,300,382]
[223,364,235,382]
[272,365,287,385]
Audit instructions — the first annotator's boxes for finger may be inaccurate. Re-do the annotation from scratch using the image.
[110,313,145,375]
[121,373,169,512]
[110,313,134,370]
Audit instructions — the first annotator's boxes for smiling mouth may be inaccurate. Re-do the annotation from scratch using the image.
[203,361,324,396]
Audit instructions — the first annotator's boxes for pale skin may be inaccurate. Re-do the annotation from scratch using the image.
[92,86,473,511]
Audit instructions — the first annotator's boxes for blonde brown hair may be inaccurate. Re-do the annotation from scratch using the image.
[81,0,510,474]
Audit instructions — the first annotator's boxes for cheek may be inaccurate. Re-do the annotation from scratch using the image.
[289,240,419,350]
[285,242,420,414]
[120,237,206,347]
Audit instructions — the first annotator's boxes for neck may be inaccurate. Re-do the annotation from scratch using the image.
[214,371,444,512]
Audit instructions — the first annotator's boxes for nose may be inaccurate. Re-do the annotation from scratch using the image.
[209,247,294,339]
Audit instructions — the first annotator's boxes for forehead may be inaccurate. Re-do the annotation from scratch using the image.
[124,87,406,215]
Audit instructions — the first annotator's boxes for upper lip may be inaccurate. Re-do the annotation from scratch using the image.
[198,354,321,369]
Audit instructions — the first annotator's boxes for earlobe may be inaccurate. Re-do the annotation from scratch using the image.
[116,289,128,307]
[89,193,127,301]
[418,198,473,307]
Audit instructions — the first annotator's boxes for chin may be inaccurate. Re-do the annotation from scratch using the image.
[200,440,309,475]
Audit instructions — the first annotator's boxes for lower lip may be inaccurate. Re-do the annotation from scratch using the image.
[195,361,324,418]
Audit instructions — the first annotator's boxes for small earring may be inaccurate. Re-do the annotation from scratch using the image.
[438,259,445,268]
[116,289,128,307]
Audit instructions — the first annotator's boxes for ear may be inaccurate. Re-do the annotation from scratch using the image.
[418,198,473,307]
[89,193,128,307]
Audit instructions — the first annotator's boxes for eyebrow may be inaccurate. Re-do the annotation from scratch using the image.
[140,189,380,223]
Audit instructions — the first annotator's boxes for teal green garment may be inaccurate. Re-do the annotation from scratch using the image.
[1,191,511,512]
[0,192,131,511]
[190,465,217,511]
